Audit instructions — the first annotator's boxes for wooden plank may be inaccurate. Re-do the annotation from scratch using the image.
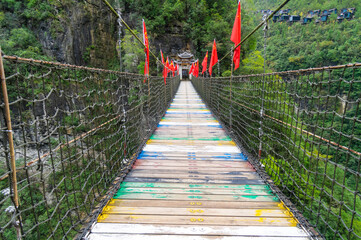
[138,154,245,158]
[120,182,268,190]
[166,109,210,112]
[138,155,247,160]
[146,137,235,142]
[136,158,246,163]
[137,157,247,161]
[139,150,244,155]
[107,199,282,209]
[161,115,213,119]
[154,128,224,132]
[160,119,218,122]
[124,177,265,185]
[132,165,256,172]
[138,152,246,158]
[102,206,291,218]
[145,140,236,146]
[89,234,310,240]
[133,160,252,168]
[90,223,310,237]
[97,214,298,227]
[116,187,273,196]
[130,169,258,175]
[113,192,277,202]
[127,172,261,180]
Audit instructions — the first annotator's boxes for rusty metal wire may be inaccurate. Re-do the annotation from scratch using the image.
[0,57,180,239]
[192,65,361,240]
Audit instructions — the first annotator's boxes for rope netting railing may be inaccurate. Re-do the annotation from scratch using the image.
[192,64,361,240]
[0,55,180,239]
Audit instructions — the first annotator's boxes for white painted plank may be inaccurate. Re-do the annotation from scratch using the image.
[88,234,310,240]
[158,122,220,126]
[143,145,240,153]
[90,224,309,237]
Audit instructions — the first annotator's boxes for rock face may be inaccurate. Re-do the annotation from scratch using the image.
[34,1,192,68]
[35,1,118,68]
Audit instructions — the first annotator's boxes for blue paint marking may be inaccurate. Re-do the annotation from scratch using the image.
[137,156,247,161]
[138,151,248,161]
[213,155,247,161]
[139,151,247,159]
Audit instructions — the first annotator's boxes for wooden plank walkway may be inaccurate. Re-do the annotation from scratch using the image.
[88,81,311,239]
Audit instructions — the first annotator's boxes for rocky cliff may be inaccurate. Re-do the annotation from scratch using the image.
[35,0,118,68]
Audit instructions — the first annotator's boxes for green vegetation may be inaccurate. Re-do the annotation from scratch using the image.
[240,1,361,239]
[0,0,55,59]
[264,20,361,71]
[253,0,361,71]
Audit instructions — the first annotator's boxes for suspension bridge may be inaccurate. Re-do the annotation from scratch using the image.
[88,81,310,239]
[0,0,360,239]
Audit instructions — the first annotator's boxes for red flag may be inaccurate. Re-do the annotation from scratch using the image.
[171,60,175,77]
[194,61,198,78]
[230,1,241,70]
[161,50,164,64]
[209,40,218,76]
[143,19,150,82]
[166,57,170,77]
[161,50,166,84]
[194,62,197,78]
[189,63,194,75]
[202,51,208,74]
[175,64,178,76]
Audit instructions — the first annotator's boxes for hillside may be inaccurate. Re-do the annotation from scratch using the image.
[253,0,361,71]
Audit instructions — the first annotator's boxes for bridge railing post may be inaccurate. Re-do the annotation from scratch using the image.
[121,74,129,161]
[0,48,22,239]
[164,80,167,111]
[259,20,268,159]
[147,76,151,131]
[217,78,220,116]
[229,48,234,131]
[209,77,213,109]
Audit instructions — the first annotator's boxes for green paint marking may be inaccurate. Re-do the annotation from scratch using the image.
[121,182,155,188]
[119,189,158,193]
[188,190,201,193]
[188,195,203,199]
[119,182,269,190]
[235,195,258,200]
[244,190,257,194]
[114,191,128,198]
[233,195,277,201]
[151,194,167,199]
[189,184,204,188]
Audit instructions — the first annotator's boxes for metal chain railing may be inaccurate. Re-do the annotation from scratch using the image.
[0,55,179,239]
[192,65,361,240]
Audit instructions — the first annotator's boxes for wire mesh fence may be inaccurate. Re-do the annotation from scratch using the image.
[192,65,361,240]
[0,56,179,239]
